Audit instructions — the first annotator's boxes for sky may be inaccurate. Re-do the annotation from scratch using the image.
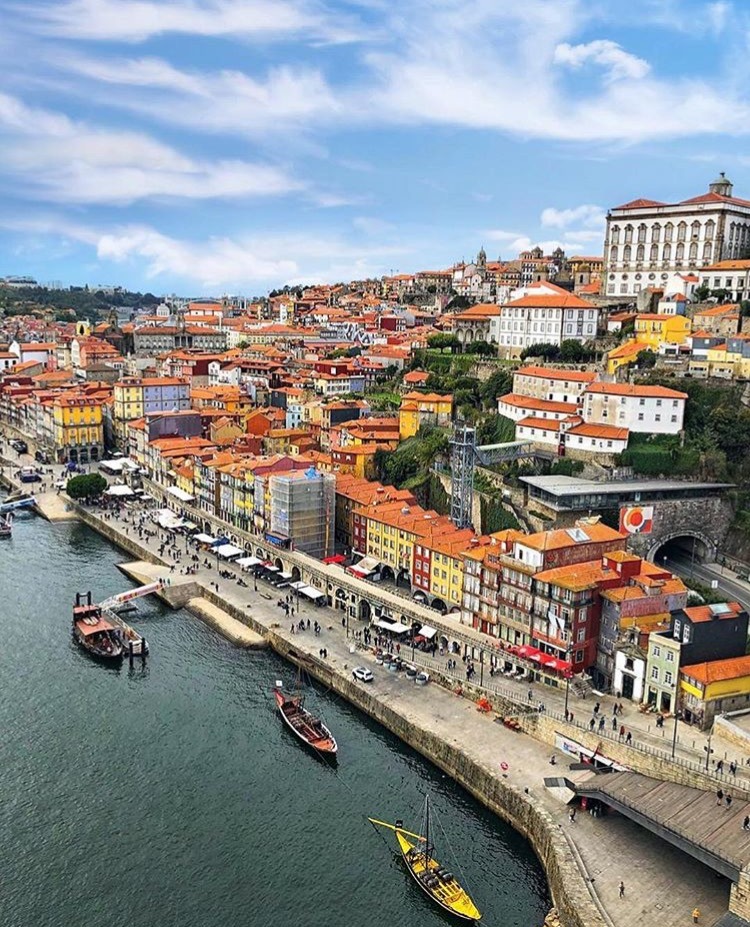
[0,0,749,296]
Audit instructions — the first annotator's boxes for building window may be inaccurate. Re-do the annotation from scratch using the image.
[651,666,659,681]
[665,671,673,685]
[665,650,674,662]
[653,646,661,657]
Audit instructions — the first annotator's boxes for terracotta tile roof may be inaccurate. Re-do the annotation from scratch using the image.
[566,422,629,441]
[517,416,562,432]
[504,293,595,309]
[683,601,742,623]
[613,198,667,209]
[515,366,597,383]
[584,382,687,399]
[682,654,750,685]
[499,393,579,415]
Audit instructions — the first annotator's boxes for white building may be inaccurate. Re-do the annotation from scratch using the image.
[582,383,687,435]
[496,282,599,358]
[699,259,750,302]
[498,394,579,423]
[604,173,750,298]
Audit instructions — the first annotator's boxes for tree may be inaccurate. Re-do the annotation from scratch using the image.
[66,473,108,500]
[636,349,657,369]
[711,288,730,303]
[559,339,594,363]
[427,333,460,353]
[479,368,513,407]
[693,284,710,302]
[740,300,750,318]
[519,342,560,361]
[464,340,495,356]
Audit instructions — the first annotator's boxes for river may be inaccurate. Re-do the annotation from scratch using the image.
[0,513,550,927]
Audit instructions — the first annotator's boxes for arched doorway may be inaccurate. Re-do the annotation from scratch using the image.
[449,605,461,615]
[380,565,395,583]
[431,597,447,614]
[335,588,347,611]
[256,547,264,558]
[274,557,283,571]
[358,599,371,621]
[291,566,301,583]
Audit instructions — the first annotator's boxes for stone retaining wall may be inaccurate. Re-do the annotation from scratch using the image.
[271,634,606,927]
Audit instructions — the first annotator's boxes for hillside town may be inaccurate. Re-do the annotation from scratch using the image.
[3,175,750,738]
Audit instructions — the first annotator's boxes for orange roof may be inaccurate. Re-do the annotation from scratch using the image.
[584,382,687,399]
[505,292,595,309]
[606,340,650,359]
[566,422,629,440]
[694,303,740,317]
[682,601,742,624]
[613,198,667,209]
[457,303,502,318]
[515,366,597,383]
[682,654,750,686]
[517,416,562,432]
[702,259,750,271]
[499,393,579,415]
[520,522,625,552]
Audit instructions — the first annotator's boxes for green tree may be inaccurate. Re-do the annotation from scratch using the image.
[426,333,460,353]
[519,342,560,361]
[636,349,657,369]
[479,368,513,407]
[464,340,495,356]
[66,473,108,500]
[693,284,710,302]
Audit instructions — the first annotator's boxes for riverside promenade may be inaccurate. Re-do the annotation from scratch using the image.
[44,494,737,927]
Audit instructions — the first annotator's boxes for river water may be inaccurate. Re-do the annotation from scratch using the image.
[0,514,550,927]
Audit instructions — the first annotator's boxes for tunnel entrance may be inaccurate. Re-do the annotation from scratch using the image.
[650,533,713,571]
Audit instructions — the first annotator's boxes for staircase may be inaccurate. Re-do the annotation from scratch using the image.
[570,674,594,699]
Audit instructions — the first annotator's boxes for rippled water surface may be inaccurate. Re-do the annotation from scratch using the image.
[0,516,550,927]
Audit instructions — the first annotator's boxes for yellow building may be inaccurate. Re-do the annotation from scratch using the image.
[605,340,650,375]
[52,393,105,463]
[398,392,453,440]
[634,313,691,349]
[680,654,750,729]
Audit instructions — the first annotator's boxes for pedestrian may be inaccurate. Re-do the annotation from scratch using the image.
[717,759,724,774]
[612,717,618,731]
[598,717,605,732]
[589,718,595,731]
[743,816,749,831]
[569,808,576,823]
[528,689,533,702]
[625,731,632,745]
[594,701,600,715]
[717,789,724,805]
[619,725,625,740]
[730,761,737,776]
[726,794,733,809]
[692,908,700,924]
[619,881,625,898]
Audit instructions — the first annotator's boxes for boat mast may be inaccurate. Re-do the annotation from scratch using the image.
[425,794,430,867]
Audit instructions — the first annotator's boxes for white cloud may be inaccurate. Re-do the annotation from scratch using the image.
[540,204,606,229]
[0,92,301,204]
[553,40,650,83]
[58,56,341,137]
[22,0,362,44]
[0,215,408,288]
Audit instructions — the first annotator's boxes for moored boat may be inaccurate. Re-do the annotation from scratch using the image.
[0,514,12,538]
[73,592,123,661]
[369,796,481,922]
[273,681,337,755]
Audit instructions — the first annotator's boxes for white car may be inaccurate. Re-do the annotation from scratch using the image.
[352,666,374,683]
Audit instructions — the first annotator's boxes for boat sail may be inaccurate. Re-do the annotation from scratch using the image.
[369,796,481,922]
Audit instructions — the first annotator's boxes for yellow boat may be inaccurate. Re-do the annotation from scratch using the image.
[369,797,482,922]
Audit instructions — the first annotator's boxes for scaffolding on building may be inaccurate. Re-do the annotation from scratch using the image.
[269,467,335,559]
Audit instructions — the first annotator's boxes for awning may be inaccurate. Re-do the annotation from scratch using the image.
[347,555,380,577]
[157,512,184,529]
[215,543,243,559]
[289,580,306,590]
[167,486,195,502]
[211,537,230,547]
[372,618,410,634]
[105,484,134,497]
[194,533,216,545]
[419,624,437,640]
[75,617,116,636]
[264,565,280,573]
[322,554,346,565]
[299,585,325,601]
[278,571,293,580]
[236,556,261,568]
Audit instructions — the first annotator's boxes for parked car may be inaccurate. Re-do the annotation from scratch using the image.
[34,450,50,464]
[352,666,374,683]
[11,439,27,454]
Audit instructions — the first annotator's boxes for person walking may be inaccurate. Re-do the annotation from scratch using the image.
[726,794,733,810]
[717,788,724,805]
[569,808,576,823]
[692,908,701,923]
[743,815,749,831]
[598,716,605,732]
[619,881,625,898]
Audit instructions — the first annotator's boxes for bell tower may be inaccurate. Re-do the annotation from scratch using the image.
[709,172,733,197]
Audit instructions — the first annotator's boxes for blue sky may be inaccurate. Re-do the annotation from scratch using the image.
[0,0,748,295]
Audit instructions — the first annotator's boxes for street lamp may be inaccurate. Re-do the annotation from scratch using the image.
[671,709,682,759]
[704,726,714,772]
[564,647,572,719]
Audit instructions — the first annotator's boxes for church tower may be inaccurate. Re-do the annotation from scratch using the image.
[709,172,734,197]
[476,246,486,269]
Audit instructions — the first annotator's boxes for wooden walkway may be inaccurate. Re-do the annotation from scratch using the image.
[575,771,750,881]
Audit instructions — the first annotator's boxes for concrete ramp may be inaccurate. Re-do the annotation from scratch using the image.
[575,770,750,881]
